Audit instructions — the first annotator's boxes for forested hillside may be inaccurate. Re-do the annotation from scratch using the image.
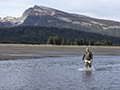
[0,26,120,45]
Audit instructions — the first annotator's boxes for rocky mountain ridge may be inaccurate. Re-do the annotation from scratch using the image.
[0,5,120,37]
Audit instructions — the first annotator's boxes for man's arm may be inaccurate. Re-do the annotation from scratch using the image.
[90,52,93,61]
[82,53,85,62]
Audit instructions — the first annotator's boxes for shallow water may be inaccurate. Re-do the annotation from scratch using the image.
[0,54,120,90]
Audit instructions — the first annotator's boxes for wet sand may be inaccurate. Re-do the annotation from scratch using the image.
[0,44,120,60]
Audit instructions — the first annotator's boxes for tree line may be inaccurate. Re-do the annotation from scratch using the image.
[47,36,113,46]
[0,26,120,45]
[47,36,71,45]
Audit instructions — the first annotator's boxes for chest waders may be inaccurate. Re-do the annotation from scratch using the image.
[85,60,91,69]
[85,52,92,69]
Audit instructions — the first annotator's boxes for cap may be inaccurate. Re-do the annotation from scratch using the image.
[86,48,89,51]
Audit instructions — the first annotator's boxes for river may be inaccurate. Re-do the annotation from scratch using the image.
[0,49,120,90]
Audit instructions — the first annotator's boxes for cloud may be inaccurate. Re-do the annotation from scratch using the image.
[0,0,35,17]
[54,0,120,21]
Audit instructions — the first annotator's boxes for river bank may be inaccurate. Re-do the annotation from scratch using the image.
[0,44,120,60]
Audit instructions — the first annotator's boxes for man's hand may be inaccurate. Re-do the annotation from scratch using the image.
[82,60,84,62]
[90,59,92,61]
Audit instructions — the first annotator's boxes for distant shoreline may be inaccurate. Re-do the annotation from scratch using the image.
[0,44,120,47]
[0,44,120,61]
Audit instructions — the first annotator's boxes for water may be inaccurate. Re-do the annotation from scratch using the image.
[0,55,120,90]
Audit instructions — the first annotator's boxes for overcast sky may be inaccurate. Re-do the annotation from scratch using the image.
[0,0,120,22]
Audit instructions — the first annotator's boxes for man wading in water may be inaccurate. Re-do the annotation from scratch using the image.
[82,48,93,69]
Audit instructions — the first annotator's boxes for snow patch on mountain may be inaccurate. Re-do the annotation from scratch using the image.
[57,16,72,22]
[103,26,120,30]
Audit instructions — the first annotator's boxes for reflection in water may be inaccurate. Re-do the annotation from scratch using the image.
[82,71,93,82]
[85,71,92,77]
[81,71,97,90]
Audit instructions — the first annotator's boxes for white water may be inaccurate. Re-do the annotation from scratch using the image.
[78,67,96,71]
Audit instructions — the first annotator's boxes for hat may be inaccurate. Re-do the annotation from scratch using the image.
[86,48,89,51]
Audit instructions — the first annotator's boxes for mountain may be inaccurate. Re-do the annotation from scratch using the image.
[0,5,120,37]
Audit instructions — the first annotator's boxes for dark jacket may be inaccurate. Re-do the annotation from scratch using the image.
[82,51,93,61]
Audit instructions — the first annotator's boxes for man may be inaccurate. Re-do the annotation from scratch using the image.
[82,48,93,69]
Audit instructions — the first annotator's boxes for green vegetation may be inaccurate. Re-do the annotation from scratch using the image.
[47,36,70,45]
[23,15,120,37]
[47,36,113,46]
[0,38,19,44]
[0,26,120,45]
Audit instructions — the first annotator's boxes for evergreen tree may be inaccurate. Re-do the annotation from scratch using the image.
[82,39,86,45]
[101,39,108,46]
[95,41,101,46]
[74,38,79,45]
[53,36,58,45]
[79,39,82,45]
[47,36,53,44]
[108,40,113,46]
[89,39,94,45]
[57,37,62,45]
[86,39,89,45]
[66,40,70,45]
[61,38,66,45]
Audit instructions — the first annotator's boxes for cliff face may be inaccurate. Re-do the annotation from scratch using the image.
[0,5,120,37]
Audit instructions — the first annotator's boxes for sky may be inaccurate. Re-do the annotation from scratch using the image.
[0,0,120,22]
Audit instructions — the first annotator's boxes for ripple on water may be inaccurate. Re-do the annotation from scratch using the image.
[0,56,120,90]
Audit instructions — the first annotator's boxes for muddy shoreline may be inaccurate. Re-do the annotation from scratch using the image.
[0,44,120,60]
